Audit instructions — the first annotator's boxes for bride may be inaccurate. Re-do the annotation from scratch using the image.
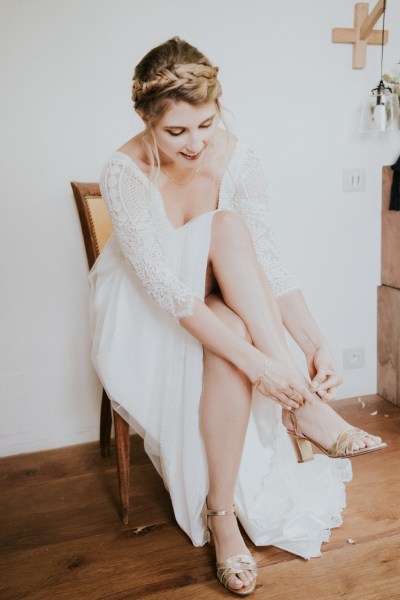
[89,36,385,595]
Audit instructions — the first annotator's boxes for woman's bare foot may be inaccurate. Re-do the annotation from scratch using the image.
[282,395,383,451]
[207,508,256,592]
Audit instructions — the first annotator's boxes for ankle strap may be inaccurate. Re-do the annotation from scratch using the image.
[206,504,236,517]
[287,409,304,438]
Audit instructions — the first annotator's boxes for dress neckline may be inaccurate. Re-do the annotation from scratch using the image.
[111,139,243,231]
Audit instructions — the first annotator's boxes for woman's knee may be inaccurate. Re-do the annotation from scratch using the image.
[211,211,253,250]
[205,294,251,342]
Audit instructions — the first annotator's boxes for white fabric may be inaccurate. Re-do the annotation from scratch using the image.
[89,140,352,559]
[99,142,298,319]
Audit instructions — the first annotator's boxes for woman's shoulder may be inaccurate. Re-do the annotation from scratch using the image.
[230,138,264,174]
[210,129,249,175]
[99,145,151,208]
[214,127,237,148]
[116,134,148,169]
[100,134,149,183]
[214,129,258,164]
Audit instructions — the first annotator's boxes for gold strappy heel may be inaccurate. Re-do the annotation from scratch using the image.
[206,505,257,596]
[285,409,387,463]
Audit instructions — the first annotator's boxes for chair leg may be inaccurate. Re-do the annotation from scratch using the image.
[100,389,112,457]
[113,410,130,525]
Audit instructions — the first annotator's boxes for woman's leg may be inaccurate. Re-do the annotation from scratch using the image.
[200,294,255,592]
[200,212,382,590]
[200,211,382,589]
[207,211,381,450]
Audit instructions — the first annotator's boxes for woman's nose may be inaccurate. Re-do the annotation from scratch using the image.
[185,132,203,152]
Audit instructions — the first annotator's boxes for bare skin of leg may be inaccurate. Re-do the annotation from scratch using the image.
[201,294,255,592]
[200,212,382,590]
[208,211,381,451]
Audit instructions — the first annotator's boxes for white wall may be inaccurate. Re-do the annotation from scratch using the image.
[1,0,399,457]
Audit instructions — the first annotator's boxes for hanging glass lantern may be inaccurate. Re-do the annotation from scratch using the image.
[360,79,400,132]
[359,0,400,132]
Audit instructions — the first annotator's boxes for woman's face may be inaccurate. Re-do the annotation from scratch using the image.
[150,101,219,169]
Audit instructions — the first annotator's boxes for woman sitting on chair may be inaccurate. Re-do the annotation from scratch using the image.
[89,37,385,596]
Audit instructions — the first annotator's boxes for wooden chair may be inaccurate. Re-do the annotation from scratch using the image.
[71,181,131,524]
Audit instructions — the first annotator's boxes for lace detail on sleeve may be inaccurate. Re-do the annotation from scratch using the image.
[234,148,298,297]
[99,157,194,318]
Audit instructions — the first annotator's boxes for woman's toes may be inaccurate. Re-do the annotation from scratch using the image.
[228,576,244,590]
[353,434,382,451]
[364,434,382,447]
[238,572,250,586]
[244,569,254,583]
[240,570,256,586]
[228,571,253,590]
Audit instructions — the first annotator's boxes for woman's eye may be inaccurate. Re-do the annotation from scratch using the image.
[166,121,213,136]
[167,130,184,137]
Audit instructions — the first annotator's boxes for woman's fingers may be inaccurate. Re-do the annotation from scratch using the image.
[288,388,304,405]
[278,381,314,407]
[275,392,298,410]
[317,385,338,401]
[255,358,320,408]
[322,373,342,389]
[296,383,316,405]
[313,373,342,401]
[319,390,336,401]
[313,372,342,391]
[276,392,300,410]
[282,385,308,409]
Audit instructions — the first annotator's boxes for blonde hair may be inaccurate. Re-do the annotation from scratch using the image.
[132,37,223,171]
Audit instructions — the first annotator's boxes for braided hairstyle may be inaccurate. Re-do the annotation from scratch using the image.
[132,37,222,124]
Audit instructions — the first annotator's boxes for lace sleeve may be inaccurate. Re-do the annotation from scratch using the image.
[99,157,195,318]
[234,148,298,297]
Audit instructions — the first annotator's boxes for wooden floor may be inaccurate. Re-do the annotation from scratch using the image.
[1,395,399,600]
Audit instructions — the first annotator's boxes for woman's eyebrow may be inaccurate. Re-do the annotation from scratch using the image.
[164,113,216,129]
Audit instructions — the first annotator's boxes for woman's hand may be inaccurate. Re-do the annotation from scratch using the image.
[254,357,316,411]
[306,345,343,401]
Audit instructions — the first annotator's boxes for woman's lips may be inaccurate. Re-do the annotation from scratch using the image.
[179,149,203,161]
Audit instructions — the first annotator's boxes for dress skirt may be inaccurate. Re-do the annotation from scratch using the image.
[89,210,352,560]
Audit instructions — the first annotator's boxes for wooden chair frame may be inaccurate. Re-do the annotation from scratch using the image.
[71,181,131,524]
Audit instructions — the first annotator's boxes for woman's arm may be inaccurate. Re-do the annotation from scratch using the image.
[179,297,316,408]
[278,289,342,400]
[233,146,341,400]
[231,146,298,298]
[278,289,325,355]
[100,156,195,318]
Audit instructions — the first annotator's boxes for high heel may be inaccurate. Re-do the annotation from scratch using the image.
[205,504,257,596]
[285,409,387,463]
[287,430,314,462]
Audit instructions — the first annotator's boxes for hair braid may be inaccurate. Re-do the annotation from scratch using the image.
[132,38,222,122]
[133,63,220,103]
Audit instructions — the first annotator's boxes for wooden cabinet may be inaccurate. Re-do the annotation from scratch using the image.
[378,285,400,406]
[381,166,400,289]
[377,166,400,407]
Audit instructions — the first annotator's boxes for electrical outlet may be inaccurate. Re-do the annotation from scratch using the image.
[343,169,366,192]
[343,347,365,370]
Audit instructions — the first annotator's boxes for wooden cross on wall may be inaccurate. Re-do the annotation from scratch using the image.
[332,0,389,69]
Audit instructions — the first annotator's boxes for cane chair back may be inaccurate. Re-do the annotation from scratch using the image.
[71,182,113,268]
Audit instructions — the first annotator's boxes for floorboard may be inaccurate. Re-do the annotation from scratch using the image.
[0,395,399,600]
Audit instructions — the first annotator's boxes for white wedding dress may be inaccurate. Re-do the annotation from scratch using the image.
[89,140,352,559]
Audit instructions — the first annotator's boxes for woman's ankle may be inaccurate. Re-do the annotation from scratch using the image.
[206,494,235,511]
